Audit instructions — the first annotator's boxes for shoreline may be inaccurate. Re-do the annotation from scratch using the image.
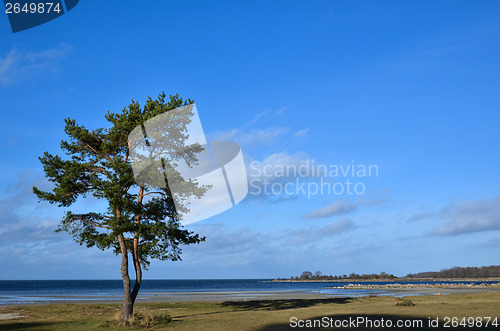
[2,279,500,308]
[3,292,500,329]
[269,277,500,282]
[4,286,500,307]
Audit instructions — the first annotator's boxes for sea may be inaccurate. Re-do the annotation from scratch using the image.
[0,279,498,307]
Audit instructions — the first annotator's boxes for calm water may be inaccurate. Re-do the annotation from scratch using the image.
[0,279,498,306]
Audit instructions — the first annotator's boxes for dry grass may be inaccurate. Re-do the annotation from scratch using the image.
[0,292,499,330]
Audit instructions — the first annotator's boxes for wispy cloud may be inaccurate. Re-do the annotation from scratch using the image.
[184,218,356,268]
[301,197,385,220]
[285,218,355,245]
[209,127,290,146]
[0,50,17,86]
[433,194,500,235]
[245,106,287,127]
[487,236,500,247]
[302,200,357,219]
[0,172,67,261]
[293,128,309,137]
[0,44,73,87]
[407,212,435,222]
[0,172,121,277]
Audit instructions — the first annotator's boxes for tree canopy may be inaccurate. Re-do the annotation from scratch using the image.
[33,92,206,321]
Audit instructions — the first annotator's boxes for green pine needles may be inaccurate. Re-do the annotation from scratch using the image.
[33,92,206,321]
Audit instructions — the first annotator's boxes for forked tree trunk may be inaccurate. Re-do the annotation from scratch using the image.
[131,240,142,305]
[117,234,133,322]
[117,227,143,320]
[117,188,144,322]
[130,187,144,306]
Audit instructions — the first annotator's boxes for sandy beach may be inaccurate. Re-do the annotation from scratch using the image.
[8,285,499,307]
[133,287,500,303]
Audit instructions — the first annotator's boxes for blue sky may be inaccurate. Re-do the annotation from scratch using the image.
[1,1,500,279]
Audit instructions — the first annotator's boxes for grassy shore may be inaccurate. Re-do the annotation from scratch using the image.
[1,292,500,330]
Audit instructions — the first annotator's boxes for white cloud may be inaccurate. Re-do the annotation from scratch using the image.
[182,218,357,269]
[318,218,355,236]
[293,128,309,137]
[407,212,435,222]
[433,194,500,235]
[245,106,287,127]
[0,49,17,86]
[193,226,267,256]
[301,197,385,219]
[302,199,358,219]
[0,44,73,87]
[209,127,290,146]
[0,172,70,266]
[286,218,355,245]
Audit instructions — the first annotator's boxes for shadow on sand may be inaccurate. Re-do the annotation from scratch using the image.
[0,322,58,330]
[220,297,351,312]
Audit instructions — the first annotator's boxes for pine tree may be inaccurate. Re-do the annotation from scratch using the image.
[33,92,205,321]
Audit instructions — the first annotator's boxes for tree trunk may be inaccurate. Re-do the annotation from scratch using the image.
[117,233,133,322]
[131,248,142,304]
[131,187,144,305]
[130,230,142,305]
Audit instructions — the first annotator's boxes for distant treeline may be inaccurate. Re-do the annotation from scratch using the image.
[284,266,500,281]
[406,265,500,279]
[284,271,397,280]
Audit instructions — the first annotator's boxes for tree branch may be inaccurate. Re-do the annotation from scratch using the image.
[72,215,111,230]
